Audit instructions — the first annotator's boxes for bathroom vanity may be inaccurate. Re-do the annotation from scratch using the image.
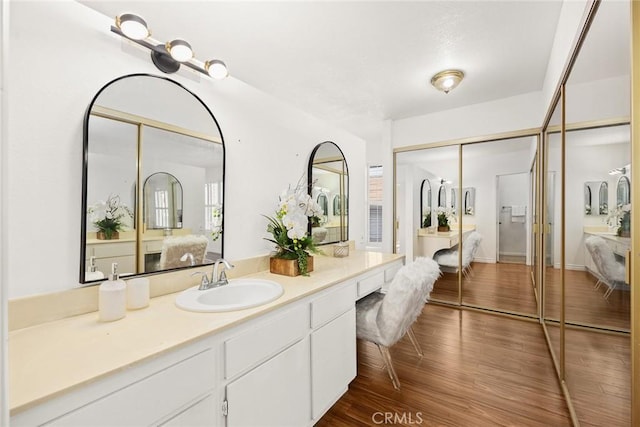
[9,251,404,426]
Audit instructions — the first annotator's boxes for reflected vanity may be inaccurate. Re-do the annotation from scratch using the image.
[81,74,225,283]
[307,141,349,245]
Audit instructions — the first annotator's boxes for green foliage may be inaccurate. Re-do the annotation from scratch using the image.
[264,215,316,276]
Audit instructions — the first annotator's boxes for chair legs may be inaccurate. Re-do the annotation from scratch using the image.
[375,327,423,390]
[406,326,424,357]
[603,284,616,300]
[377,344,401,390]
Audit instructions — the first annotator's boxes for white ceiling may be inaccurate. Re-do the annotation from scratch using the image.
[81,1,565,141]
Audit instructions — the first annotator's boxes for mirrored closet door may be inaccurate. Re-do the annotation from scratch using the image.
[539,1,632,425]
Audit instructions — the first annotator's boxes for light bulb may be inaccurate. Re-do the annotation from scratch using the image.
[116,14,149,40]
[205,60,229,79]
[167,40,193,62]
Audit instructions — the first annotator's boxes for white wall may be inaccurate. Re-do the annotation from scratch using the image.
[0,0,8,423]
[6,1,365,298]
[392,91,542,149]
[540,0,591,122]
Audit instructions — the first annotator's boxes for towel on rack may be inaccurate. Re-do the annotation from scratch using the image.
[511,205,526,216]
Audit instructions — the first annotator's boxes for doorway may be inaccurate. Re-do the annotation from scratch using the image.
[496,173,528,264]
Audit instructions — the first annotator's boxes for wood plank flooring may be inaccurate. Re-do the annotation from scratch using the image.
[318,261,632,426]
[546,326,631,426]
[317,305,572,426]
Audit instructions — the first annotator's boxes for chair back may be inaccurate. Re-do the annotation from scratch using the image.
[376,257,440,346]
[461,231,482,267]
[159,234,209,269]
[585,235,625,283]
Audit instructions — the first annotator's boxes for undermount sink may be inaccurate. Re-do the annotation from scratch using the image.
[175,278,284,313]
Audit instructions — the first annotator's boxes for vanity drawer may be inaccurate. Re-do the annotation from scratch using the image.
[90,241,136,258]
[357,270,385,298]
[224,304,309,379]
[384,261,403,282]
[46,349,214,426]
[145,240,164,254]
[310,280,356,329]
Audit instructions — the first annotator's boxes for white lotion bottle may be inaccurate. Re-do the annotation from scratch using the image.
[99,263,127,322]
[127,277,150,310]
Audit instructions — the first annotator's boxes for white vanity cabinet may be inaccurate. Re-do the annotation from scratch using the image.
[85,240,136,275]
[11,341,219,427]
[310,281,357,421]
[10,254,405,427]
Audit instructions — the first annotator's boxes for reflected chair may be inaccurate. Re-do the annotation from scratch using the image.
[355,257,440,389]
[159,235,209,270]
[433,231,483,277]
[584,235,628,299]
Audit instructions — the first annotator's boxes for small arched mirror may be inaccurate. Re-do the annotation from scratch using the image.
[616,175,630,206]
[308,141,349,244]
[584,184,592,215]
[464,187,475,215]
[420,179,432,227]
[144,172,183,229]
[317,193,328,215]
[451,188,457,211]
[438,185,446,208]
[598,182,608,214]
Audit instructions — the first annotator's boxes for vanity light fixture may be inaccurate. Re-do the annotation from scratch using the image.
[608,165,630,175]
[111,14,228,79]
[431,69,464,94]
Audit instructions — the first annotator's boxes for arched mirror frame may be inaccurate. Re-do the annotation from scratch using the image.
[143,172,184,230]
[80,73,226,283]
[617,175,631,206]
[307,141,349,244]
[420,179,432,227]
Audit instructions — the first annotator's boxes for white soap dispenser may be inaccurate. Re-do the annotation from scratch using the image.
[85,256,105,281]
[99,263,127,322]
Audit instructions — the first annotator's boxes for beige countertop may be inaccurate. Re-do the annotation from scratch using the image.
[9,250,403,414]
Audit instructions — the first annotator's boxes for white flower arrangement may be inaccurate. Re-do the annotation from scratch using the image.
[87,194,133,238]
[436,206,456,227]
[211,205,222,241]
[605,203,631,230]
[264,177,323,275]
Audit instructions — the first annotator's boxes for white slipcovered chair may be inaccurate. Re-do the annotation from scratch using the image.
[159,235,209,270]
[584,235,628,299]
[355,257,440,389]
[433,231,483,277]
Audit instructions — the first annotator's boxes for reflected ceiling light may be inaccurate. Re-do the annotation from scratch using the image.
[167,39,193,62]
[111,14,228,79]
[115,14,149,40]
[431,69,464,94]
[608,165,629,175]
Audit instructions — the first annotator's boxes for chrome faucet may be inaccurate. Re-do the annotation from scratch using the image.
[212,258,234,287]
[180,252,195,266]
[192,258,234,291]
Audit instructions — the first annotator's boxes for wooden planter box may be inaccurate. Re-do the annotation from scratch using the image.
[270,256,314,277]
[97,231,119,240]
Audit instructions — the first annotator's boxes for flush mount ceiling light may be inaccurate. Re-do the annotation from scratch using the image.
[431,69,464,94]
[111,14,228,79]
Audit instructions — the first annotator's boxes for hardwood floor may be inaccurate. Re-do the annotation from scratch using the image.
[544,267,630,331]
[317,305,572,426]
[546,325,631,426]
[430,262,538,316]
[318,262,632,426]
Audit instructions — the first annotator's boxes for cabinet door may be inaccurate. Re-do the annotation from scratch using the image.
[160,394,217,427]
[226,337,310,427]
[311,308,356,420]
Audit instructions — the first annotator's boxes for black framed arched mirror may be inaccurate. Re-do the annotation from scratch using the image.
[438,185,446,208]
[599,182,608,214]
[308,141,349,244]
[81,74,225,283]
[420,179,432,227]
[617,175,630,206]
